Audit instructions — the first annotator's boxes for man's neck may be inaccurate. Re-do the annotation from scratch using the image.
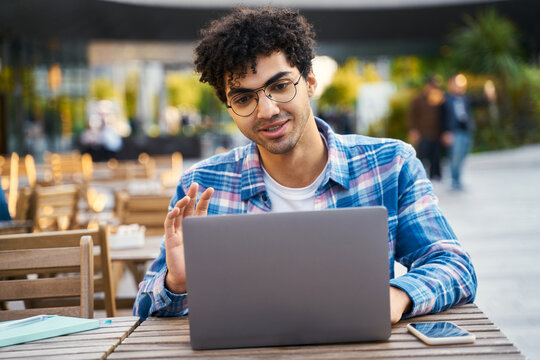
[258,119,328,188]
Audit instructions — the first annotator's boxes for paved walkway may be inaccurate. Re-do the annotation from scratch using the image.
[431,144,540,360]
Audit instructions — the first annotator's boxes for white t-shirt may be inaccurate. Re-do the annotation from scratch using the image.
[262,135,329,212]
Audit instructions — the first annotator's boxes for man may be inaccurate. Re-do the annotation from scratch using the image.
[408,77,445,180]
[442,74,482,190]
[134,7,477,324]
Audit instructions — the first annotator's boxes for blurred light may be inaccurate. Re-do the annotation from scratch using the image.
[455,73,467,88]
[484,79,497,101]
[312,55,338,99]
[147,124,160,137]
[43,205,54,216]
[47,63,62,92]
[107,158,119,169]
[57,215,70,231]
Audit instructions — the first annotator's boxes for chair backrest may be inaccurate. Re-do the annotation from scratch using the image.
[0,223,116,317]
[137,153,156,180]
[105,158,149,181]
[44,150,86,184]
[0,235,94,321]
[0,220,33,235]
[14,187,34,222]
[32,184,80,231]
[115,190,170,236]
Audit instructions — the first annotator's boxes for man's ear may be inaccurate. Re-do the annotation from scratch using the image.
[306,69,318,98]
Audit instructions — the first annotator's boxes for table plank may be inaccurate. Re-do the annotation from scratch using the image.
[109,305,525,359]
[0,316,140,360]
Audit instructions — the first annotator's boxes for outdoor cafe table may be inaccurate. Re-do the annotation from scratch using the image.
[0,316,140,360]
[108,304,525,359]
[109,235,162,290]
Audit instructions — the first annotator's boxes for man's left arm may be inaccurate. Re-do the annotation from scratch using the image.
[389,146,477,319]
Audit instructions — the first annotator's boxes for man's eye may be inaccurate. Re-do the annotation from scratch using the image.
[270,81,291,92]
[232,94,254,105]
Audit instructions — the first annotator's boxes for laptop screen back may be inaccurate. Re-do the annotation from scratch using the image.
[183,206,390,349]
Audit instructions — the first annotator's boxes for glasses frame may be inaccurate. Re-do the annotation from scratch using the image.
[226,70,305,117]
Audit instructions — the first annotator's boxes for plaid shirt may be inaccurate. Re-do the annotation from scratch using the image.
[134,118,477,320]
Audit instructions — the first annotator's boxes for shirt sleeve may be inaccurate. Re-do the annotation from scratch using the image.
[132,238,189,320]
[133,183,189,320]
[389,145,477,318]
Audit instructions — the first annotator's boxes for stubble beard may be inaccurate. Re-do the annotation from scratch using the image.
[256,106,311,155]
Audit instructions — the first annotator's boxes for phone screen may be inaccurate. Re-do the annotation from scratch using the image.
[409,322,470,338]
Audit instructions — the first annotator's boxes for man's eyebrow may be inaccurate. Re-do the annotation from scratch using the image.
[227,71,292,98]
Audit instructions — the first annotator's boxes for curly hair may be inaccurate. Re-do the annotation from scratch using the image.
[194,7,316,104]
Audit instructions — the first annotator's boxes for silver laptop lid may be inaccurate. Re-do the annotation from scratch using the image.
[183,206,390,350]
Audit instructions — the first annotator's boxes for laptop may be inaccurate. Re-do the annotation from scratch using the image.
[183,206,391,350]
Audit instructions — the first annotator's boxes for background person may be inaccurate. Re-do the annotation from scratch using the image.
[134,7,477,325]
[408,77,445,180]
[442,73,495,190]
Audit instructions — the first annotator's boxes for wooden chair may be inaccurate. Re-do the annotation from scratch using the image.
[32,184,80,231]
[102,152,179,183]
[115,190,170,236]
[104,158,149,181]
[44,150,88,184]
[0,223,116,317]
[0,153,37,218]
[0,235,94,321]
[0,220,33,235]
[13,187,34,223]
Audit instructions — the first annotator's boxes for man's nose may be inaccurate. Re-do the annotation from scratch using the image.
[256,92,280,119]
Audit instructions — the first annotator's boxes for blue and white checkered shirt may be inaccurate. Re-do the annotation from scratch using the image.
[133,118,477,320]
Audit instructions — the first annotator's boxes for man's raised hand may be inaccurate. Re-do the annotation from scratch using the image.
[164,183,214,294]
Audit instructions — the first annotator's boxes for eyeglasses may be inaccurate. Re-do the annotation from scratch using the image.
[226,71,304,117]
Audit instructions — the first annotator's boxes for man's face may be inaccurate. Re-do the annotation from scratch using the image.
[224,52,317,156]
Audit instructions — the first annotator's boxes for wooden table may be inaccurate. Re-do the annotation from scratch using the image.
[108,304,525,359]
[109,236,162,294]
[0,316,140,360]
[109,236,162,264]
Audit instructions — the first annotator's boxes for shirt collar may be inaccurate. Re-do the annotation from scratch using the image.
[239,117,350,201]
[316,117,350,191]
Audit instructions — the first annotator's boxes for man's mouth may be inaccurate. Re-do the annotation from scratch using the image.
[264,124,285,132]
[260,120,287,131]
[259,120,289,138]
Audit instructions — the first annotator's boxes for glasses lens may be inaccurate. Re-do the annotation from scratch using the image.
[229,76,300,117]
[230,92,258,116]
[266,79,296,103]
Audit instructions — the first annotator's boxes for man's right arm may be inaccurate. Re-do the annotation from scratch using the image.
[133,182,213,320]
[132,241,189,320]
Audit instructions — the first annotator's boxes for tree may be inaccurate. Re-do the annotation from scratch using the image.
[447,8,540,145]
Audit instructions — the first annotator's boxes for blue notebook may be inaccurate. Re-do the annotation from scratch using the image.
[0,315,101,347]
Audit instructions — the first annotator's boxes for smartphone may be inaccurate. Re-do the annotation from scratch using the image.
[407,321,475,345]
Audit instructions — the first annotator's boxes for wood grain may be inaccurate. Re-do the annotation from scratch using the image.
[109,304,525,360]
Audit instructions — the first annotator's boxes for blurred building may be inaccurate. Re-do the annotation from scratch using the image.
[0,0,538,157]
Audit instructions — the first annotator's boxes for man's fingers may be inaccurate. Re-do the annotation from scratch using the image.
[166,184,213,230]
[195,187,214,216]
[164,196,190,237]
[183,183,199,217]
